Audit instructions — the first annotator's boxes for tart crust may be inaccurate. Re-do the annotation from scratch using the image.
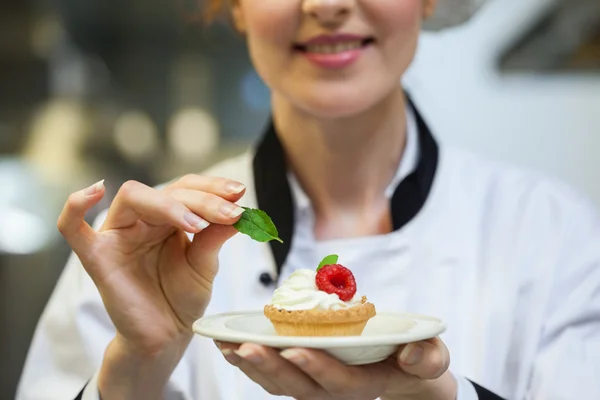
[264,296,376,336]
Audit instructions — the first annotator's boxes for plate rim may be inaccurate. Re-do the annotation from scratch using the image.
[193,310,446,348]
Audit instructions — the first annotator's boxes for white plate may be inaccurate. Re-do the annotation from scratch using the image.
[193,311,446,365]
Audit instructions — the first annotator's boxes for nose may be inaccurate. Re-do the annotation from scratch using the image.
[302,0,353,26]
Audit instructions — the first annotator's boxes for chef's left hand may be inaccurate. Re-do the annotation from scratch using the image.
[216,337,457,400]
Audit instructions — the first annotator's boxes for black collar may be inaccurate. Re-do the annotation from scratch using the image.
[252,95,439,279]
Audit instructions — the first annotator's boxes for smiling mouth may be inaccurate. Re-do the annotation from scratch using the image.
[294,38,375,54]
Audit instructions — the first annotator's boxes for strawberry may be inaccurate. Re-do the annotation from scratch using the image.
[315,264,357,301]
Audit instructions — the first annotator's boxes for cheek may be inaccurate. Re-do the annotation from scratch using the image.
[242,2,296,57]
[371,1,423,72]
[240,1,298,87]
[370,0,422,51]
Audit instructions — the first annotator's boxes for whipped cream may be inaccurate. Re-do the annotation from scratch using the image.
[269,269,363,311]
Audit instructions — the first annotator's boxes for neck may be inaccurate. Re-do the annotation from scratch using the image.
[271,86,408,238]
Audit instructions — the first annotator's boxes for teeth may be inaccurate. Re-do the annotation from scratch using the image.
[305,41,363,54]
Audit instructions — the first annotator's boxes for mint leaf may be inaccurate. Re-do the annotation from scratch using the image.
[233,207,283,243]
[317,254,339,271]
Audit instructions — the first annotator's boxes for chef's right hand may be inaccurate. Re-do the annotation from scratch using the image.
[57,175,246,398]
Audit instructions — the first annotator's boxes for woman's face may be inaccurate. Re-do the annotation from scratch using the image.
[232,0,436,119]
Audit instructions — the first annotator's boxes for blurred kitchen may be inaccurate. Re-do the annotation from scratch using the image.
[0,0,598,398]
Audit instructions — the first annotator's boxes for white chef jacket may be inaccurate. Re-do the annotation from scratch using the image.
[16,97,600,400]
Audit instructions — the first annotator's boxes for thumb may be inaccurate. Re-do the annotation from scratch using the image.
[57,180,105,262]
[186,224,238,271]
[396,338,450,379]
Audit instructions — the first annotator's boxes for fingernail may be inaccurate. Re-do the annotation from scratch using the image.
[220,203,245,218]
[280,349,306,366]
[400,343,424,365]
[83,179,104,196]
[221,348,241,365]
[184,212,210,231]
[225,181,245,194]
[235,348,263,364]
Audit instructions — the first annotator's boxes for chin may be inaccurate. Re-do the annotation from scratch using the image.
[292,83,390,120]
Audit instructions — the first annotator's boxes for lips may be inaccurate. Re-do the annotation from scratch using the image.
[294,34,375,54]
[293,33,375,69]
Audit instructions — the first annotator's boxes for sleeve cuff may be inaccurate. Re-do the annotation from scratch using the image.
[468,380,507,400]
[75,370,101,400]
[455,375,479,400]
[455,375,508,400]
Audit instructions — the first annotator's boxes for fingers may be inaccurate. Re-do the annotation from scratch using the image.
[218,342,323,398]
[102,177,247,232]
[397,337,450,379]
[218,343,287,397]
[167,188,245,225]
[215,340,450,399]
[279,348,391,397]
[57,180,105,257]
[168,174,246,202]
[101,181,211,233]
[185,224,239,277]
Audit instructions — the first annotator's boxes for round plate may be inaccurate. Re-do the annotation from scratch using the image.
[193,311,446,365]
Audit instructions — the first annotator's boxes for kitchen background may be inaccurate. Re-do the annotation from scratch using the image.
[1,0,599,397]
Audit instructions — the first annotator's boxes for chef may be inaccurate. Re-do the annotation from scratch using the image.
[17,0,600,399]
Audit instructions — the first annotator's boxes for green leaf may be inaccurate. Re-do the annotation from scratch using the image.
[317,254,339,271]
[233,207,283,243]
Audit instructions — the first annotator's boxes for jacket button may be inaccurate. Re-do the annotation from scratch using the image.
[259,272,275,286]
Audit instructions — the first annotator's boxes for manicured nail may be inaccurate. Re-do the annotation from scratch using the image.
[184,212,210,231]
[280,349,306,366]
[220,203,245,218]
[235,348,263,364]
[83,179,104,196]
[400,343,424,365]
[225,181,245,194]
[221,348,241,365]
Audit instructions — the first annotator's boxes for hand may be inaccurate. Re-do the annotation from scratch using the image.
[58,175,246,352]
[217,337,456,400]
[57,175,246,398]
